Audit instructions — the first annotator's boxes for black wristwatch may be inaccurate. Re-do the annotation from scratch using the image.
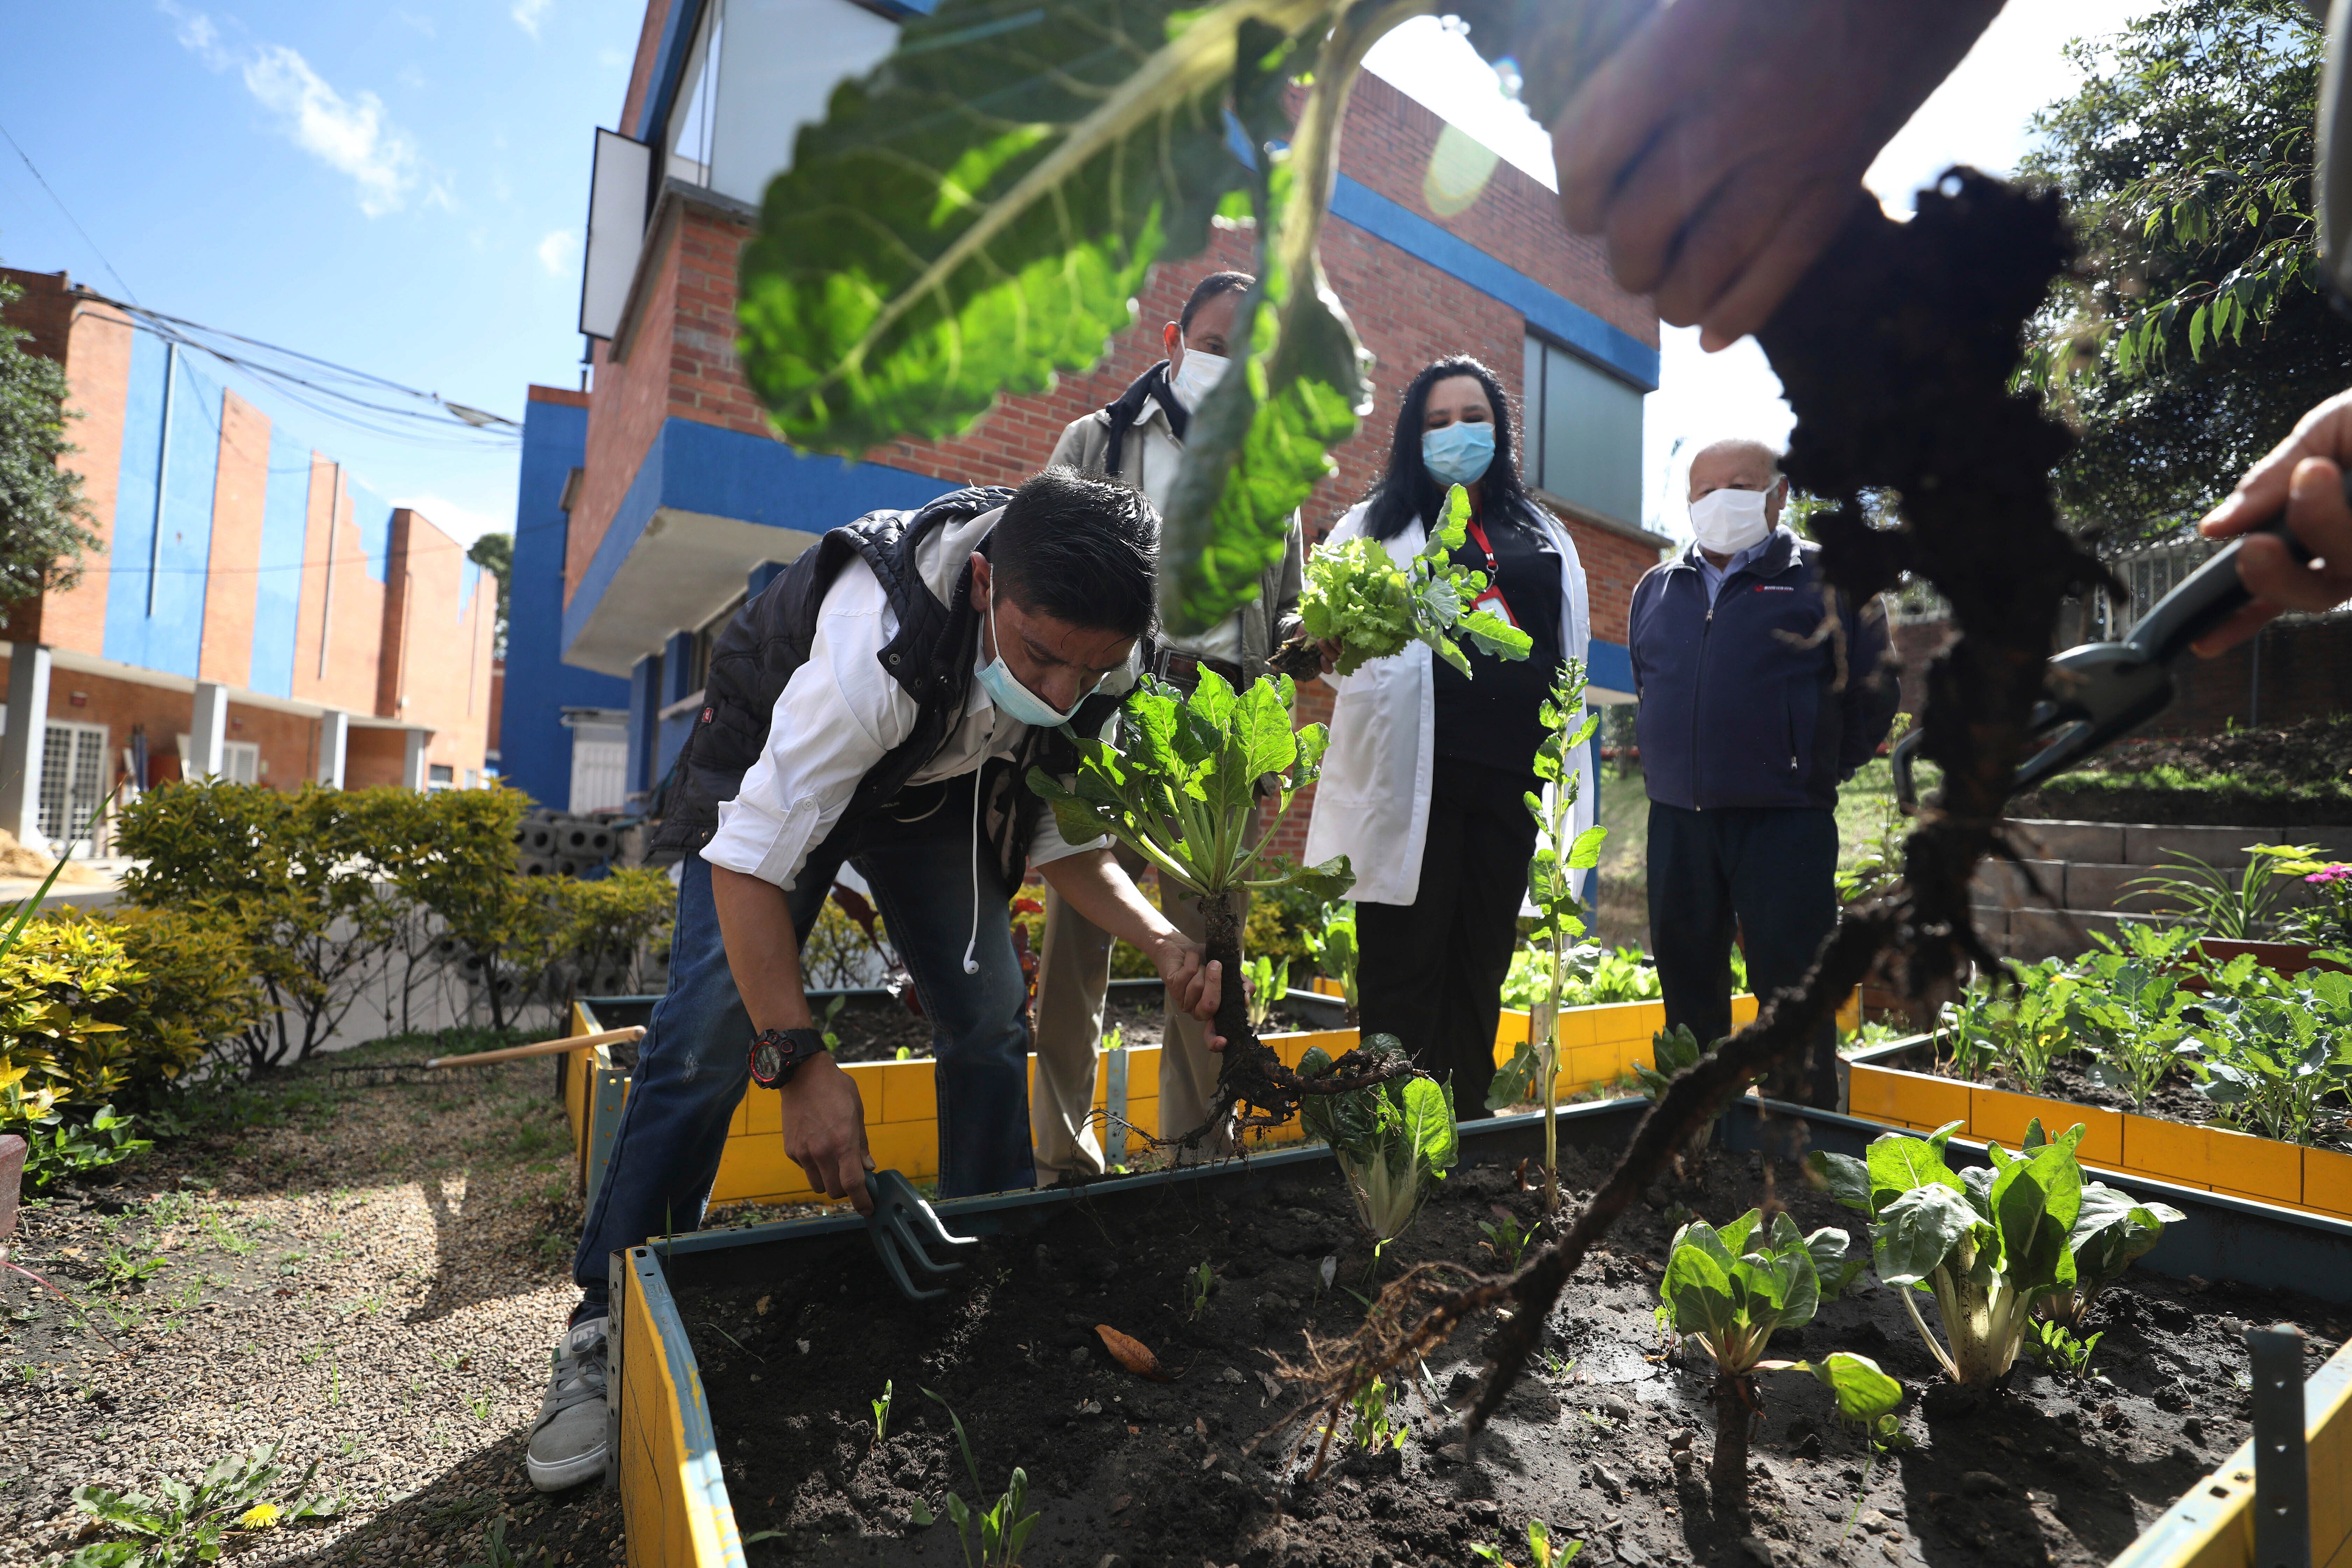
[749,1027,830,1089]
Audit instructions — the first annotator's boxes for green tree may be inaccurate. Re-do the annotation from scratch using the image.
[2023,0,2346,548]
[0,273,100,606]
[467,531,512,657]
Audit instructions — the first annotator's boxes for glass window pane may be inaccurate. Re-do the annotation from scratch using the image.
[1521,336,1546,492]
[1537,342,1644,526]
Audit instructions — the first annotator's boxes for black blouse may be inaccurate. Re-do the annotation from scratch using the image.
[1431,507,1564,776]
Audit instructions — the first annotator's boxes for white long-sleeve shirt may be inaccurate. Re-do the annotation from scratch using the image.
[701,510,1108,890]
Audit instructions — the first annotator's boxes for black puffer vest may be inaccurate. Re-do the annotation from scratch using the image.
[646,487,1121,883]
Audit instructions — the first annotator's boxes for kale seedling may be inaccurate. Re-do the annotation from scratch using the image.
[1296,483,1534,678]
[1296,1042,1457,1245]
[872,1379,892,1447]
[1185,1261,1214,1320]
[1478,1210,1534,1272]
[1660,1208,1899,1507]
[1632,1025,1719,1154]
[1471,1518,1581,1566]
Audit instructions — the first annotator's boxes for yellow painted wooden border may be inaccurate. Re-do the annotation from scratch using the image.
[1845,1060,2352,1225]
[2107,1335,2352,1568]
[617,1246,745,1568]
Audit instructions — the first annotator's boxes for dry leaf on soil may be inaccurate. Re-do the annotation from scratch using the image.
[1095,1324,1172,1381]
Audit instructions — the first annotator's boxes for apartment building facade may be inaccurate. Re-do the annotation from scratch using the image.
[501,0,1667,834]
[0,268,497,849]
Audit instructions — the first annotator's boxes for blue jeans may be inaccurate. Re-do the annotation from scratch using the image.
[571,773,1035,1316]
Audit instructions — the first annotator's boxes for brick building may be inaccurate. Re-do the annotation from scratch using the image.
[502,0,1668,845]
[0,268,497,849]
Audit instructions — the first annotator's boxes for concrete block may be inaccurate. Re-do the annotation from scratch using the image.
[2063,861,2159,915]
[2008,819,2125,864]
[1970,861,2032,912]
[2121,824,2278,869]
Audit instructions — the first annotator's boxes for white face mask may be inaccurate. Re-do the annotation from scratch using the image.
[1168,334,1229,412]
[1688,484,1776,555]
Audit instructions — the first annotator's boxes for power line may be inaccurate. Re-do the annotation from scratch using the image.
[0,121,138,304]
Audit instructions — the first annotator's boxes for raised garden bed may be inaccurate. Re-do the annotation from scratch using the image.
[610,1097,2352,1567]
[557,992,1820,1213]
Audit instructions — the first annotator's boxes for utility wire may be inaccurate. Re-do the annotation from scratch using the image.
[0,121,139,304]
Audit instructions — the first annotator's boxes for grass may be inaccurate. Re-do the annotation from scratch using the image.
[1593,758,1910,904]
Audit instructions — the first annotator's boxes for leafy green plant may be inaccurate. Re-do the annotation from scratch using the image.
[95,1247,166,1293]
[1629,1025,1725,1155]
[1484,664,1602,1212]
[1029,671,1362,1136]
[1296,1042,1456,1244]
[1937,963,2081,1094]
[1660,1208,1894,1506]
[1297,483,1533,678]
[2124,844,2315,941]
[1502,944,1658,1012]
[2192,967,2352,1144]
[1469,1519,1581,1568]
[1328,1373,1407,1456]
[1185,1260,1214,1320]
[2028,1318,2103,1380]
[922,1388,1037,1568]
[2268,852,2352,948]
[1812,1120,2094,1387]
[1478,1211,1533,1273]
[1308,906,1358,1026]
[461,1516,523,1568]
[62,1443,337,1566]
[872,1379,893,1447]
[1242,954,1289,1034]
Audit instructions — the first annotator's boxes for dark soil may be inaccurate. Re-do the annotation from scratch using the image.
[611,992,1330,1069]
[2011,713,2352,825]
[2077,714,2352,790]
[670,1138,2347,1568]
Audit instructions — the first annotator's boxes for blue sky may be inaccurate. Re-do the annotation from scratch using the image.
[2,0,645,547]
[4,1,2157,552]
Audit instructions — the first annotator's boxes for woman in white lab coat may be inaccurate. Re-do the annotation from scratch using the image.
[1302,356,1592,1115]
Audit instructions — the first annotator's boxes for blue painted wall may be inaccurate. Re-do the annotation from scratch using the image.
[499,394,631,806]
[106,332,220,677]
[247,430,313,699]
[346,478,393,584]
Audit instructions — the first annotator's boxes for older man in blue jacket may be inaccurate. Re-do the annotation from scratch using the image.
[1629,438,1898,1108]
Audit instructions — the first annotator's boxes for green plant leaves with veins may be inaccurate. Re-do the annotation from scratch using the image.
[1660,1208,1848,1378]
[1299,483,1538,677]
[1753,1352,1905,1427]
[1027,670,1349,904]
[1297,1040,1457,1241]
[1812,1120,2092,1386]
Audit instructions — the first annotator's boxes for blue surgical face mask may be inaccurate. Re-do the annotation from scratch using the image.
[1422,420,1495,486]
[975,590,1100,728]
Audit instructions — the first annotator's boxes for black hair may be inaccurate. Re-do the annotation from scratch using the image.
[993,468,1159,639]
[1360,354,1540,542]
[1178,271,1255,333]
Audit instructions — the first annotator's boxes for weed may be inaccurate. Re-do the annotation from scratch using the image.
[460,1515,522,1568]
[1184,1260,1213,1320]
[872,1379,892,1447]
[468,1393,493,1422]
[1478,1211,1534,1272]
[63,1442,338,1566]
[921,1388,1039,1568]
[95,1248,167,1293]
[1471,1518,1581,1567]
[2028,1319,2103,1380]
[1325,1376,1407,1456]
[200,1213,254,1258]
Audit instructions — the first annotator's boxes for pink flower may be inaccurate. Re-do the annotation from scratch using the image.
[2307,866,2352,885]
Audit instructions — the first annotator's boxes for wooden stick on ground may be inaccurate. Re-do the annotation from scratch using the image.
[424,1026,644,1070]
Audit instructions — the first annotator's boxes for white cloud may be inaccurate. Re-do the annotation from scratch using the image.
[537,229,577,277]
[512,0,553,40]
[242,46,429,216]
[161,4,443,217]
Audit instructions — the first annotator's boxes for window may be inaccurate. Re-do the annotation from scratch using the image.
[666,3,723,189]
[222,741,259,785]
[690,590,745,695]
[1521,334,1645,527]
[570,722,629,814]
[428,763,455,788]
[38,721,108,849]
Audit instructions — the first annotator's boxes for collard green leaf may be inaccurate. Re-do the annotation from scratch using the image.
[1804,1225,1857,1291]
[2070,1182,2183,1289]
[1663,1239,1738,1342]
[1397,1075,1458,1179]
[1874,1183,1979,1287]
[736,0,1336,454]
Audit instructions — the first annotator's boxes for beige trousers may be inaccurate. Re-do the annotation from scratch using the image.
[1029,846,1240,1182]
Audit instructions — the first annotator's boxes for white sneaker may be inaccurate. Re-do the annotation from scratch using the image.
[526,1316,609,1492]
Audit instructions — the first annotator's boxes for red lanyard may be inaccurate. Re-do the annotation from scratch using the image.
[1465,516,1499,574]
[1461,515,1518,629]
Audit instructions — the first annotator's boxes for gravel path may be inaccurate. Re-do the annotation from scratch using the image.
[1,1038,630,1567]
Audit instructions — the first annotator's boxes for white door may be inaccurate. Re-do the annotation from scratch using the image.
[39,721,109,851]
[569,722,628,814]
[222,741,260,784]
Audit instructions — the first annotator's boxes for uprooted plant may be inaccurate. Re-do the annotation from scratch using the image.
[1485,661,1605,1212]
[1030,672,1404,1146]
[1297,1041,1457,1249]
[1659,1208,1896,1508]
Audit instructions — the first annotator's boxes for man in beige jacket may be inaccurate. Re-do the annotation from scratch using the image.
[1031,270,1304,1181]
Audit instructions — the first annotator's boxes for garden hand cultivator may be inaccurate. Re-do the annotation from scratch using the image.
[864,1168,978,1302]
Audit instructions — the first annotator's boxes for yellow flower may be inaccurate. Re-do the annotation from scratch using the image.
[237,1503,281,1530]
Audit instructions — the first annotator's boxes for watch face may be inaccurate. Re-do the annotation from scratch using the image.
[751,1037,784,1088]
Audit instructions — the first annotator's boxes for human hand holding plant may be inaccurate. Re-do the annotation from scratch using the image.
[1295,483,1534,679]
